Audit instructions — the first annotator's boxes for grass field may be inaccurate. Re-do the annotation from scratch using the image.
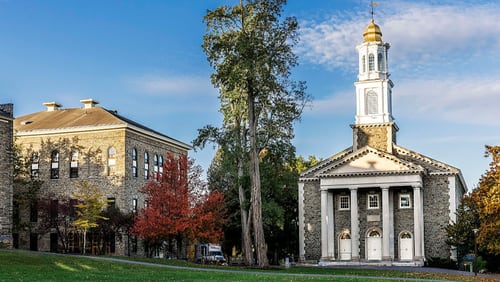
[0,249,494,281]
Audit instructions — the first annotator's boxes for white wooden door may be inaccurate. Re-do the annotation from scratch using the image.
[400,233,413,261]
[339,238,352,260]
[367,230,382,260]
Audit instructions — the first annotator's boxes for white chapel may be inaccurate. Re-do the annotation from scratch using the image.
[298,17,466,266]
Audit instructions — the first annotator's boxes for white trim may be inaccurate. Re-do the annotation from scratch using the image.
[399,193,412,209]
[339,195,350,210]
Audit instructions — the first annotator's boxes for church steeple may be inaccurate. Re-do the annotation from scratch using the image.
[351,16,398,153]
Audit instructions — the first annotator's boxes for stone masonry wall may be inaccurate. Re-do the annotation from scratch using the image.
[0,110,13,248]
[14,127,188,255]
[423,174,451,259]
[302,182,321,261]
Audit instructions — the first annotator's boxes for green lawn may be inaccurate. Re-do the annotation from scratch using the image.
[0,249,490,281]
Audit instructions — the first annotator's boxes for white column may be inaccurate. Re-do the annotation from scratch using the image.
[381,186,391,260]
[350,187,359,261]
[298,183,305,262]
[389,189,395,258]
[327,192,335,259]
[413,185,423,260]
[321,189,328,259]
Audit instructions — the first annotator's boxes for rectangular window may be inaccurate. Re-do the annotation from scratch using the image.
[339,195,350,210]
[30,201,38,222]
[31,152,39,178]
[107,197,116,211]
[368,194,379,209]
[70,151,79,178]
[399,194,411,209]
[132,198,138,213]
[50,151,59,179]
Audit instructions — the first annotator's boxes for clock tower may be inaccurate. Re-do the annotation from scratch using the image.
[351,18,398,153]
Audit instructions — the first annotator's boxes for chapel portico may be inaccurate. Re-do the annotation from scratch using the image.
[318,173,425,266]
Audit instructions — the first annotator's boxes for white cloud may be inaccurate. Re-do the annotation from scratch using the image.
[304,89,353,116]
[296,0,500,127]
[297,1,500,76]
[130,75,216,97]
[395,77,500,125]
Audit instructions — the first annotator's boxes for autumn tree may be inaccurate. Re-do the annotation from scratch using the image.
[132,153,226,258]
[73,181,109,255]
[201,0,309,267]
[472,145,500,255]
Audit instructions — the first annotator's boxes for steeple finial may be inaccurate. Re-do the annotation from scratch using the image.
[370,1,379,20]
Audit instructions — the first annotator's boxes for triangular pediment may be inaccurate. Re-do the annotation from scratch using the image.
[315,146,424,178]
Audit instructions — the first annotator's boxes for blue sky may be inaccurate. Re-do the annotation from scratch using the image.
[2,0,499,190]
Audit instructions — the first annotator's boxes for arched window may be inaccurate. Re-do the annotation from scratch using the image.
[159,155,164,175]
[368,54,375,71]
[366,91,378,115]
[368,230,381,237]
[70,150,79,178]
[31,152,39,178]
[153,154,159,180]
[340,232,351,240]
[108,147,116,176]
[401,231,412,239]
[362,55,366,73]
[132,148,138,177]
[378,53,383,71]
[144,151,149,180]
[50,150,59,179]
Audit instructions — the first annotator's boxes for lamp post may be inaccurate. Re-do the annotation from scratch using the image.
[473,228,479,276]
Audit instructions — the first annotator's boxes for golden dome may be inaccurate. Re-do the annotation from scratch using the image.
[363,19,382,42]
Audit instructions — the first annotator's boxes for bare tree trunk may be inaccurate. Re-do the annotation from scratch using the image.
[234,105,254,266]
[248,90,268,267]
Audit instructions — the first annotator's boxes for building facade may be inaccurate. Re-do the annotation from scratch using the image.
[0,103,14,248]
[13,99,191,255]
[298,19,466,266]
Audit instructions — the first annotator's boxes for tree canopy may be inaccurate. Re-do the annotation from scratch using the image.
[131,153,227,258]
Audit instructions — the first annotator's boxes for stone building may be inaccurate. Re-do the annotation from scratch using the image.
[0,103,14,248]
[298,19,466,266]
[13,99,191,255]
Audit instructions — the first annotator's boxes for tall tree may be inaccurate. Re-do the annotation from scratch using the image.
[73,181,109,255]
[202,0,309,267]
[472,145,500,255]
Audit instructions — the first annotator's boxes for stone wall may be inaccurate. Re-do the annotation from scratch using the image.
[0,105,13,248]
[423,174,451,259]
[302,182,321,261]
[14,126,188,255]
[352,123,397,152]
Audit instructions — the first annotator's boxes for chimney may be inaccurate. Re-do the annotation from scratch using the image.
[80,98,99,109]
[0,103,13,118]
[43,102,62,112]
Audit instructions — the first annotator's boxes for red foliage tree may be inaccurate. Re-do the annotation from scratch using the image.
[131,153,227,257]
